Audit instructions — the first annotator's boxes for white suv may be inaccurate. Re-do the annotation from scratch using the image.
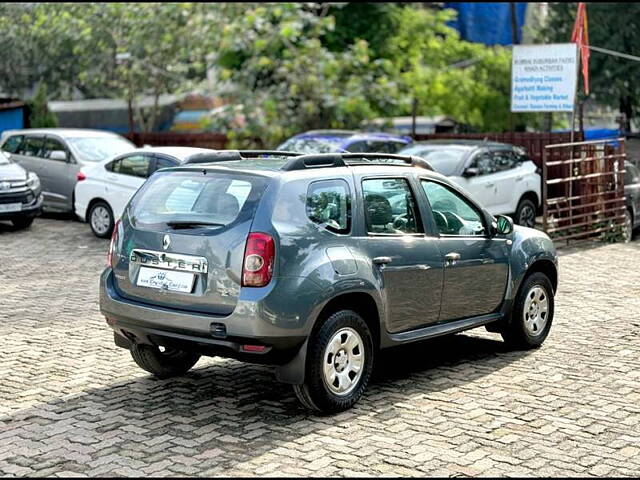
[398,140,541,227]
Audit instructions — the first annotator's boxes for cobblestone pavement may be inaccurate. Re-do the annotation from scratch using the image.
[1,216,640,477]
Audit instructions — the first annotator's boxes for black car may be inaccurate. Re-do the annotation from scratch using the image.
[624,160,640,241]
[0,152,43,229]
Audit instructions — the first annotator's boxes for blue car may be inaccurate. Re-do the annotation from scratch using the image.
[277,130,413,154]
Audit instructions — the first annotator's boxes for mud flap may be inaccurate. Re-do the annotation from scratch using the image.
[274,339,308,385]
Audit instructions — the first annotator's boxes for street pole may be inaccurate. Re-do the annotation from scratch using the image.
[411,97,417,139]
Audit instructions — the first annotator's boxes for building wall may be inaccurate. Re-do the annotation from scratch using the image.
[0,107,25,136]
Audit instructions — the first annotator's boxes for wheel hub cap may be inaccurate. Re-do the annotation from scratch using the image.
[323,328,364,396]
[524,285,549,336]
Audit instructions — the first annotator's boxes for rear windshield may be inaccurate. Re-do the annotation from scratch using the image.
[129,170,268,229]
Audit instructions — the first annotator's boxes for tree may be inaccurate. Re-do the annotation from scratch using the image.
[27,84,58,128]
[543,2,640,131]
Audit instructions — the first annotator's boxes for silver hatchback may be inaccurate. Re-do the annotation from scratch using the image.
[0,128,135,212]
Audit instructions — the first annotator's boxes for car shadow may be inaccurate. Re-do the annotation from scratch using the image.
[2,332,529,474]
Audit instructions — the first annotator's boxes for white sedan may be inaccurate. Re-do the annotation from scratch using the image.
[74,146,217,238]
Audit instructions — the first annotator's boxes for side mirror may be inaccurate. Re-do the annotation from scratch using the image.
[462,167,479,178]
[49,150,68,161]
[495,214,514,235]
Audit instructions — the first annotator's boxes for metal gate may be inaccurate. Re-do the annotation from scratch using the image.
[542,138,626,244]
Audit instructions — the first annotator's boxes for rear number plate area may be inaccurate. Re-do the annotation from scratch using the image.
[136,266,195,293]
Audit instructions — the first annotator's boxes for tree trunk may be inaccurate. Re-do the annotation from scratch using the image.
[620,96,633,133]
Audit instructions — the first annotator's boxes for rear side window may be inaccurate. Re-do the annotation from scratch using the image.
[130,171,266,229]
[306,179,351,234]
[111,154,151,178]
[2,135,24,153]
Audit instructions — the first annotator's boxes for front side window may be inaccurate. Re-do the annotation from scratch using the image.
[2,135,24,154]
[421,180,486,236]
[42,137,67,161]
[152,156,178,174]
[362,178,421,234]
[469,151,495,175]
[306,179,351,234]
[111,154,151,178]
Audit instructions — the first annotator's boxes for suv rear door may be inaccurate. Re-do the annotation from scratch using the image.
[41,134,76,210]
[111,168,270,315]
[354,173,444,333]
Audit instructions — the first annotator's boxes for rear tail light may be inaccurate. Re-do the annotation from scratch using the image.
[77,171,86,182]
[107,219,121,267]
[242,232,275,287]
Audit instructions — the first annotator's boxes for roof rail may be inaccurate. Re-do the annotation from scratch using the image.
[183,150,300,164]
[281,153,433,171]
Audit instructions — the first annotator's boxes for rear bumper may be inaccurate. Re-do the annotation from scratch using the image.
[100,269,306,365]
[0,193,43,220]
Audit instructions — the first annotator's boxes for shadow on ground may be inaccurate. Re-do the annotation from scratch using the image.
[2,332,529,474]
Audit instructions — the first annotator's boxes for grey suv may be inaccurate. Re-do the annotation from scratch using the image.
[100,151,558,413]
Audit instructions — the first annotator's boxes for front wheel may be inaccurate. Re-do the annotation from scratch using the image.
[515,197,537,228]
[502,272,554,349]
[623,209,633,243]
[130,344,200,379]
[293,310,374,414]
[89,201,114,238]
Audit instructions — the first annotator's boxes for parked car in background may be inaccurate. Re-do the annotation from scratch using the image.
[100,150,558,413]
[398,140,541,227]
[0,151,43,229]
[75,147,221,238]
[277,130,412,154]
[0,129,136,213]
[624,160,640,241]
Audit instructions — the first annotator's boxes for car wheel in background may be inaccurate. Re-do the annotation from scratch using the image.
[89,201,114,238]
[623,209,633,243]
[11,217,34,230]
[502,272,554,349]
[515,197,537,228]
[130,344,201,379]
[293,309,374,414]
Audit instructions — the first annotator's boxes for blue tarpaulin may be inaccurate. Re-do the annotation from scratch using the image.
[445,2,528,46]
[0,107,24,136]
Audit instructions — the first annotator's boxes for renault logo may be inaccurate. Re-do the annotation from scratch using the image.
[162,234,171,250]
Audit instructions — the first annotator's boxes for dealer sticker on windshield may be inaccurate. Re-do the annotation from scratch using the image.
[136,266,195,293]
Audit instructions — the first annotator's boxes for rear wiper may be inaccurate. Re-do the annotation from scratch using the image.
[167,221,225,229]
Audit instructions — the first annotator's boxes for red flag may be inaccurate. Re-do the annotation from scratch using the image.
[571,2,590,95]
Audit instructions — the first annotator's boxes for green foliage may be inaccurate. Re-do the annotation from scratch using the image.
[543,2,640,129]
[27,84,58,128]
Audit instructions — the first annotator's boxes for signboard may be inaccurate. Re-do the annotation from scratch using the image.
[511,43,578,112]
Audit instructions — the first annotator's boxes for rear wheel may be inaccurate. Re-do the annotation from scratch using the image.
[89,201,114,238]
[502,272,554,349]
[130,344,200,379]
[11,217,34,229]
[515,197,537,228]
[293,310,374,414]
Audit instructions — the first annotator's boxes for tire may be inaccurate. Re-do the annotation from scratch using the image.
[130,344,200,379]
[11,217,34,229]
[515,197,537,228]
[293,310,374,414]
[89,201,114,238]
[623,209,633,243]
[502,272,554,349]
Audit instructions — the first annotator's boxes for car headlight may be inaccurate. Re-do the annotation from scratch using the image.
[26,171,40,191]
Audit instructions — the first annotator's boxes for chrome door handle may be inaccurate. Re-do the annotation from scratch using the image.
[445,252,460,265]
[373,256,392,265]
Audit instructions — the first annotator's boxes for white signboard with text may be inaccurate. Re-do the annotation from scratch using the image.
[511,43,578,112]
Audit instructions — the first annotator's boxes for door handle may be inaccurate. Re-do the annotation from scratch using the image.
[485,182,495,188]
[445,252,460,266]
[515,176,524,181]
[373,256,392,265]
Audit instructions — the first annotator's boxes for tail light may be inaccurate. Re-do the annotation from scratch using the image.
[77,171,86,182]
[107,219,121,267]
[242,232,275,287]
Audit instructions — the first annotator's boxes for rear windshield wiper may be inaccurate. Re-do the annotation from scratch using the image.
[166,221,226,229]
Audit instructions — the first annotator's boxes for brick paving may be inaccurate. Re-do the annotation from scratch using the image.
[1,216,640,477]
